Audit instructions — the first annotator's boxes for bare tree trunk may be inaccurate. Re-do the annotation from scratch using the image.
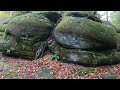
[93,11,97,15]
[106,11,109,21]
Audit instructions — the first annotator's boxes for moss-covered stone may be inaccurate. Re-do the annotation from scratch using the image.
[5,13,54,40]
[32,11,62,23]
[10,11,31,18]
[49,42,120,67]
[54,17,118,50]
[0,35,45,60]
[0,32,4,36]
[0,13,54,60]
[0,24,8,32]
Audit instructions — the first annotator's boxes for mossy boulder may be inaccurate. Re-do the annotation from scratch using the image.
[0,13,54,59]
[0,32,4,36]
[10,11,31,18]
[49,42,120,67]
[102,21,119,33]
[5,13,54,41]
[0,35,43,59]
[32,11,62,23]
[54,17,118,50]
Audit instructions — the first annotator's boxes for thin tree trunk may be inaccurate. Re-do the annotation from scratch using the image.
[106,11,109,21]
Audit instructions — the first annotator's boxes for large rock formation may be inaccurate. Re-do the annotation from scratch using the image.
[0,13,54,59]
[51,14,120,67]
[0,11,119,67]
[54,17,118,50]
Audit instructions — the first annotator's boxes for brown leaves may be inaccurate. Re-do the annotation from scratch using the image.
[0,54,119,79]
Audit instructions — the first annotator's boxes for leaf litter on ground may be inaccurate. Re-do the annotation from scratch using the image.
[0,54,119,79]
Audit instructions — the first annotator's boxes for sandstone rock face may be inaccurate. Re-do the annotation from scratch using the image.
[54,17,118,50]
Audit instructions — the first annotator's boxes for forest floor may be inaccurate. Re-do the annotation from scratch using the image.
[0,54,120,79]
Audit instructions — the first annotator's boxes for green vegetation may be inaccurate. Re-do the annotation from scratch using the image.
[74,68,95,76]
[55,17,117,46]
[51,51,60,61]
[0,13,54,60]
[10,11,31,18]
[6,13,54,40]
[0,24,8,32]
[111,12,120,32]
[0,11,10,21]
[0,11,120,67]
[0,32,4,36]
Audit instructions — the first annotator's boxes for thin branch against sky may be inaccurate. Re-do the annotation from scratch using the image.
[97,11,113,22]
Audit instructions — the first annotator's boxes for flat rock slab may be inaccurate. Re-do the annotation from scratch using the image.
[36,69,55,79]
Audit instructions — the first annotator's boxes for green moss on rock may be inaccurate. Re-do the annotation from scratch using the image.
[0,32,3,36]
[54,17,118,50]
[0,35,44,60]
[0,13,54,60]
[0,24,8,32]
[10,11,31,18]
[49,42,120,67]
[6,13,54,40]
